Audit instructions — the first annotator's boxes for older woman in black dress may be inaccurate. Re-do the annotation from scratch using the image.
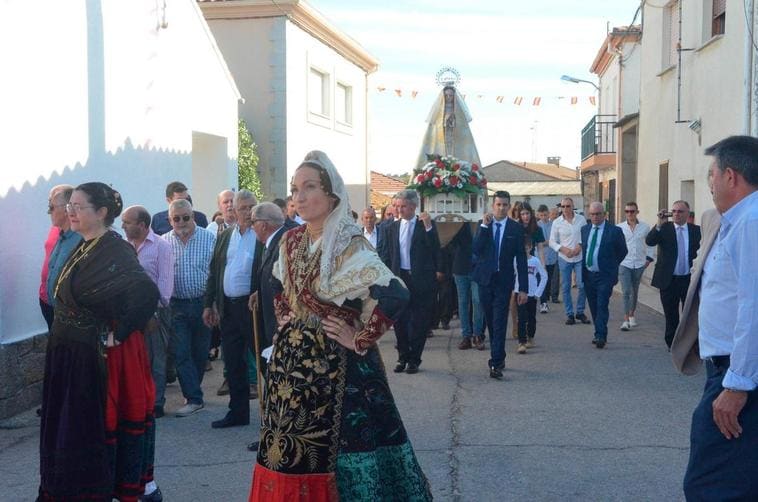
[38,182,159,501]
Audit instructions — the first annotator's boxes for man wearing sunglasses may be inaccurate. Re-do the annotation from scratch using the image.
[162,199,216,418]
[645,200,701,348]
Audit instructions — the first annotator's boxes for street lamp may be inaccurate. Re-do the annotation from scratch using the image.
[561,74,599,91]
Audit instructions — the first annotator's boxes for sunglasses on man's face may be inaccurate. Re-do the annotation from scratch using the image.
[172,215,191,223]
[624,209,637,213]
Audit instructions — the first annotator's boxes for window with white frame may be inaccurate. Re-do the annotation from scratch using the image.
[335,82,353,126]
[712,0,725,36]
[309,67,330,117]
[662,1,680,69]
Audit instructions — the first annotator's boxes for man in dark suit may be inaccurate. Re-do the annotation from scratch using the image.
[471,190,528,379]
[645,200,701,348]
[151,181,209,235]
[379,189,441,374]
[249,202,298,350]
[203,190,262,429]
[581,202,628,349]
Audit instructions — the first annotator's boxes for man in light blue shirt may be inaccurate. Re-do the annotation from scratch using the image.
[674,136,758,500]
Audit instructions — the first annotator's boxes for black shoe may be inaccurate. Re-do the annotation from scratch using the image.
[393,362,407,373]
[247,441,259,452]
[576,313,591,324]
[426,330,435,338]
[591,339,598,345]
[212,415,250,429]
[441,322,450,330]
[565,315,576,325]
[489,367,503,379]
[405,363,419,374]
[140,487,163,502]
[154,406,164,419]
[552,298,561,304]
[595,340,606,349]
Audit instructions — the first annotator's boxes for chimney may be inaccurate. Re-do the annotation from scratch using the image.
[547,156,561,166]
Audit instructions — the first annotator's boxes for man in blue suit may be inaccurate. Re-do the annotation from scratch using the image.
[581,202,628,348]
[472,191,529,379]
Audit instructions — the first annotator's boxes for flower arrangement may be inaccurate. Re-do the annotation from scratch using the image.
[407,155,487,198]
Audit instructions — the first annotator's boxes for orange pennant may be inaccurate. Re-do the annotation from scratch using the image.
[513,96,523,105]
[532,97,541,106]
[411,91,418,99]
[589,96,596,106]
[377,86,386,92]
[496,96,504,103]
[394,89,402,97]
[571,96,578,105]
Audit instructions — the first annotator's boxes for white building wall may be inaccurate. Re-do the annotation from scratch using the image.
[620,40,641,117]
[285,21,370,212]
[637,0,743,225]
[0,0,239,344]
[204,16,288,199]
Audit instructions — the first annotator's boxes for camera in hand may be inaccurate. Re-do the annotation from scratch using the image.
[658,210,673,218]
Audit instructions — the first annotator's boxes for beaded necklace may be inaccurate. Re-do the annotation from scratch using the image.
[53,235,103,299]
[291,231,321,299]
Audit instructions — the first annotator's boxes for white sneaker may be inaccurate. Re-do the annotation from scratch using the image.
[629,317,638,327]
[175,403,204,417]
[539,303,549,313]
[620,321,631,331]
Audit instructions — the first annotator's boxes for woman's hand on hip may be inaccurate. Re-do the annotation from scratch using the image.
[322,315,358,352]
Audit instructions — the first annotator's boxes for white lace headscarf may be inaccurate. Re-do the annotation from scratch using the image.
[298,151,395,305]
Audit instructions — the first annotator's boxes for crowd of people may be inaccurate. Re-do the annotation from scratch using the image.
[34,136,757,500]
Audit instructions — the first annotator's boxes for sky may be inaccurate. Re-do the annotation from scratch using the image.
[309,0,642,175]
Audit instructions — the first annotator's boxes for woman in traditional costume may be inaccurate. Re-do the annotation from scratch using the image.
[38,182,159,501]
[249,151,433,501]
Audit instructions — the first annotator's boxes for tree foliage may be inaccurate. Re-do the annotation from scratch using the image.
[238,119,263,199]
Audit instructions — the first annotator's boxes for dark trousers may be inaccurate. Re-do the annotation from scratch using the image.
[220,297,252,422]
[540,264,557,303]
[684,358,758,501]
[479,272,514,370]
[39,298,54,331]
[395,270,434,366]
[584,271,613,342]
[660,275,690,348]
[434,275,455,326]
[550,264,560,301]
[517,297,537,343]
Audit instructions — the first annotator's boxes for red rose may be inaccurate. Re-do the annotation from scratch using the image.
[472,164,479,171]
[481,179,488,186]
[416,174,425,183]
[433,177,443,188]
[453,163,460,171]
[435,159,444,168]
[449,175,459,186]
[425,171,433,180]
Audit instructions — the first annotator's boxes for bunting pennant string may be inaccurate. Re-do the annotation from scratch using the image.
[371,85,596,106]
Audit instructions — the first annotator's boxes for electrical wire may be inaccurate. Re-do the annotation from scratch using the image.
[620,1,644,64]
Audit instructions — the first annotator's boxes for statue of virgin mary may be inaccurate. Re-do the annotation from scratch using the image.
[416,85,482,169]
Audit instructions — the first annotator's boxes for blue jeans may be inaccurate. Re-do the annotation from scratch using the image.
[170,297,211,405]
[558,258,585,317]
[453,274,484,339]
[618,265,645,315]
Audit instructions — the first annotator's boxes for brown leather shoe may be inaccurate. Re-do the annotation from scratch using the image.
[458,338,472,350]
[473,336,486,350]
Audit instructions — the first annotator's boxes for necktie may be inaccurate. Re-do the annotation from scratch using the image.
[586,226,599,268]
[493,222,502,270]
[676,226,687,275]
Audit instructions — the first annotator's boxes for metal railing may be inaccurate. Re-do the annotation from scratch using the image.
[581,114,617,161]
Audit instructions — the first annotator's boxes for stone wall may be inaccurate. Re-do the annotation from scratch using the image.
[0,334,47,420]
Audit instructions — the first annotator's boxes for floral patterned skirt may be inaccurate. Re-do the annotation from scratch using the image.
[250,319,432,501]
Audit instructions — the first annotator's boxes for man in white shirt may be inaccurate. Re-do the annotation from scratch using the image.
[361,207,379,248]
[671,135,758,500]
[203,190,259,429]
[549,197,589,325]
[617,202,653,331]
[206,189,236,237]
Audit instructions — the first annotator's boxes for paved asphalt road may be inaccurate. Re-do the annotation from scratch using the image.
[1,293,703,501]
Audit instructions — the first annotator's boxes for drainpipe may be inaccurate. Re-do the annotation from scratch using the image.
[746,0,756,135]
